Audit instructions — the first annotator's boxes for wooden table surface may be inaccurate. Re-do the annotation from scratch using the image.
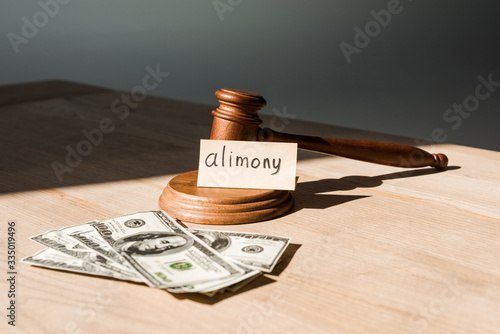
[1,81,499,334]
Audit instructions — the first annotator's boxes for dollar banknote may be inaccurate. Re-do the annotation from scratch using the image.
[225,271,263,293]
[21,248,140,281]
[189,229,291,273]
[65,222,132,268]
[31,227,138,278]
[23,211,292,295]
[167,261,261,294]
[90,211,244,288]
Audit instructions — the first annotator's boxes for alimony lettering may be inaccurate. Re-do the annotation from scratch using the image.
[204,145,281,175]
[197,140,297,190]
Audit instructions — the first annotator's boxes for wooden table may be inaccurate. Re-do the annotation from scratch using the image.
[1,81,499,334]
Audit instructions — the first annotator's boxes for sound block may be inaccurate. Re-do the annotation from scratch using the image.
[158,170,293,225]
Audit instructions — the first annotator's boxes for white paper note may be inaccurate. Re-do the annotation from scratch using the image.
[197,139,297,190]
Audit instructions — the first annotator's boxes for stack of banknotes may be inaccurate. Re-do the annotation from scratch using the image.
[22,210,291,296]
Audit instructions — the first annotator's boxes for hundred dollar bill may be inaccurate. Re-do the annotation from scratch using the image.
[196,266,263,295]
[225,272,263,293]
[167,261,261,294]
[31,226,138,278]
[200,290,219,297]
[196,263,261,293]
[91,211,244,288]
[189,229,291,273]
[66,222,133,269]
[21,248,141,281]
[69,222,259,293]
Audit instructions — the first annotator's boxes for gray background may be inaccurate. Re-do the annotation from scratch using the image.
[1,0,499,151]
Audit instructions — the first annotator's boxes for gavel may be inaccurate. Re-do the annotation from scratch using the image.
[159,88,449,224]
[210,88,448,170]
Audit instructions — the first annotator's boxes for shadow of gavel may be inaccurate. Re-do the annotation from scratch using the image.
[210,88,448,170]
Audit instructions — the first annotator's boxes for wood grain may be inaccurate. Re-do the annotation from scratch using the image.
[0,81,499,334]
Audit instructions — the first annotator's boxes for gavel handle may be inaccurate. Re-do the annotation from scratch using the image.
[258,128,448,170]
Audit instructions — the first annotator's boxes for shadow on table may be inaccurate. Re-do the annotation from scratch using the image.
[0,83,214,194]
[291,166,460,212]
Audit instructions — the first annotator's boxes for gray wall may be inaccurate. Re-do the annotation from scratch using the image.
[2,1,499,150]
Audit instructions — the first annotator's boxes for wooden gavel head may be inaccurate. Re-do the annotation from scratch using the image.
[209,88,448,170]
[210,88,266,141]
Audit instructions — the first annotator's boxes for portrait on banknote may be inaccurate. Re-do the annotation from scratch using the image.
[113,232,192,256]
[190,230,231,252]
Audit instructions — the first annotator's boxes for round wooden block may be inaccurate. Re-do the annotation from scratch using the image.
[158,170,294,225]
